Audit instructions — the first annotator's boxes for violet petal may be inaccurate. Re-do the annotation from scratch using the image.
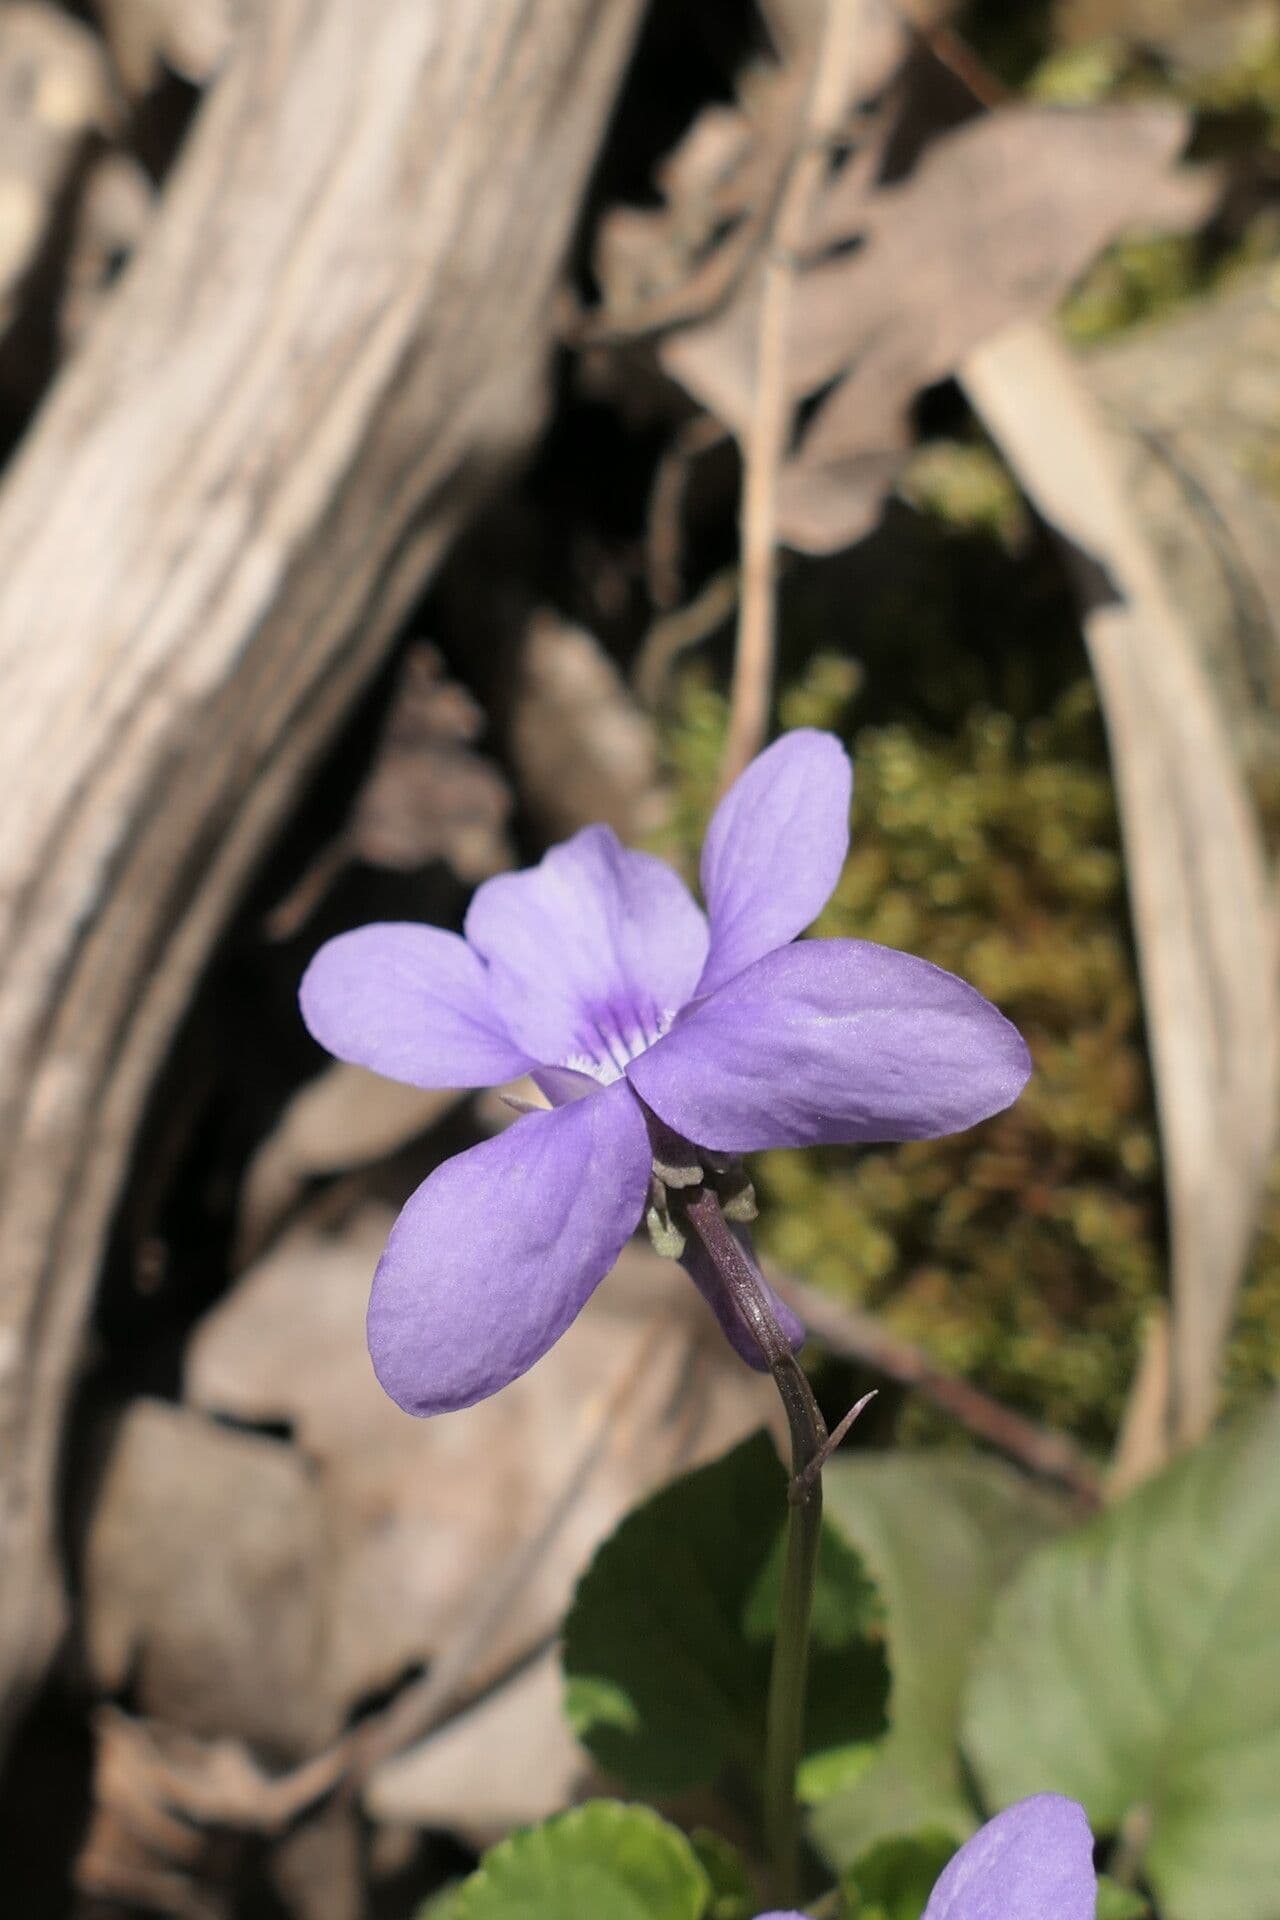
[300,922,533,1089]
[698,729,852,997]
[922,1796,1096,1920]
[628,939,1031,1152]
[367,1078,652,1415]
[465,825,708,1077]
[681,1228,805,1370]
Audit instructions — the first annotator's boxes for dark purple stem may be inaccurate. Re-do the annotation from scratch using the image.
[683,1184,827,1905]
[683,1185,828,1480]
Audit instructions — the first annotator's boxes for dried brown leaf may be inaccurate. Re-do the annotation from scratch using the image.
[510,611,668,840]
[587,62,801,338]
[265,645,512,938]
[77,1709,275,1919]
[268,1803,362,1920]
[962,318,1279,1447]
[235,1062,463,1262]
[186,1211,773,1721]
[661,101,1212,552]
[349,644,512,880]
[363,1649,585,1845]
[81,1403,336,1756]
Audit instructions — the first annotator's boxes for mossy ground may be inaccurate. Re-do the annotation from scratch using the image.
[654,468,1280,1451]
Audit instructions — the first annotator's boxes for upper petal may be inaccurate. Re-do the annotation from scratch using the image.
[300,923,534,1089]
[367,1078,652,1415]
[922,1796,1096,1920]
[465,825,708,1074]
[628,939,1031,1152]
[698,729,852,997]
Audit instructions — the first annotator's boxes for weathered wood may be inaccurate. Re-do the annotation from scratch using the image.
[0,0,643,1748]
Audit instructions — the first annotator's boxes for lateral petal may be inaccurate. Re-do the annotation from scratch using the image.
[628,939,1031,1152]
[300,922,533,1089]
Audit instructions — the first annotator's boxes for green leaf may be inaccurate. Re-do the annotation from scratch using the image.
[1095,1879,1151,1920]
[744,1519,883,1650]
[841,1830,958,1920]
[796,1739,879,1808]
[812,1454,1064,1865]
[689,1830,754,1920]
[451,1801,710,1920]
[963,1397,1280,1920]
[563,1431,888,1795]
[416,1890,463,1920]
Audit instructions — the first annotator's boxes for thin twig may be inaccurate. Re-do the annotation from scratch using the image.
[895,1,1008,109]
[646,413,729,612]
[774,1269,1103,1506]
[633,566,740,709]
[720,0,859,790]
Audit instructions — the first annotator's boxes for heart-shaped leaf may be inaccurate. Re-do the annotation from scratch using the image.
[449,1801,710,1920]
[964,1397,1280,1920]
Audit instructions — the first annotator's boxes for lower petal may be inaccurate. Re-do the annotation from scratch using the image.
[681,1229,805,1371]
[367,1079,652,1415]
[628,939,1031,1151]
[922,1796,1095,1920]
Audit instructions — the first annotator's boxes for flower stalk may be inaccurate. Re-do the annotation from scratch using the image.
[683,1184,827,1906]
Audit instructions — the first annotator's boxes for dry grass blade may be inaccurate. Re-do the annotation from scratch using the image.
[963,319,1279,1453]
[1108,1304,1173,1498]
[721,0,897,787]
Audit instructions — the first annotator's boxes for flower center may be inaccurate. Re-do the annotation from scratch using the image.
[561,997,673,1085]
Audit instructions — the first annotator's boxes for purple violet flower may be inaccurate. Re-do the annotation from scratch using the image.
[758,1793,1097,1920]
[299,730,1030,1416]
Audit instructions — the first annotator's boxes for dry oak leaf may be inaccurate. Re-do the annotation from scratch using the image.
[80,1402,335,1760]
[509,610,667,842]
[186,1211,772,1719]
[364,1648,586,1847]
[349,644,513,881]
[661,100,1213,552]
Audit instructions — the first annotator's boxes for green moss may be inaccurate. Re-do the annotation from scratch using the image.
[1011,11,1280,348]
[898,442,1030,551]
[658,653,1278,1448]
[1058,233,1215,347]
